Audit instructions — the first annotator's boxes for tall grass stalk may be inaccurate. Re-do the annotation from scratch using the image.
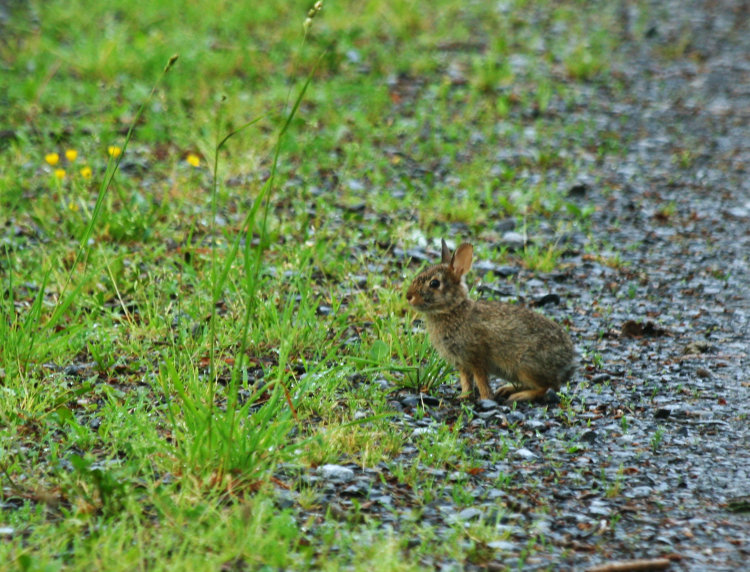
[165,33,325,487]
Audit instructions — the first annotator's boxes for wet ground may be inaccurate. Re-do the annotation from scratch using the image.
[273,1,750,569]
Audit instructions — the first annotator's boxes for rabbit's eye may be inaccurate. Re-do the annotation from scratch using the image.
[429,279,440,289]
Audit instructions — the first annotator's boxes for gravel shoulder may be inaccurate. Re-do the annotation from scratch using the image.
[276,1,750,569]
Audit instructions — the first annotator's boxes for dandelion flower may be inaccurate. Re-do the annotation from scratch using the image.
[186,153,201,167]
[107,145,122,158]
[54,169,66,179]
[65,149,78,162]
[45,152,60,166]
[80,166,92,179]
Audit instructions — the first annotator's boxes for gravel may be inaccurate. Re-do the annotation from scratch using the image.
[274,1,750,568]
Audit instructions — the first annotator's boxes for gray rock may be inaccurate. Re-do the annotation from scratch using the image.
[319,464,355,482]
[476,399,499,411]
[580,430,597,443]
[501,231,526,249]
[588,499,611,516]
[515,447,537,460]
[627,486,653,499]
[456,507,484,521]
[412,427,437,437]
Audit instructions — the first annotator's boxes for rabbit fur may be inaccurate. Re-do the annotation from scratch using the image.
[406,240,576,402]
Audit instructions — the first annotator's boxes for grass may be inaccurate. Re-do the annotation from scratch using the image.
[0,0,643,568]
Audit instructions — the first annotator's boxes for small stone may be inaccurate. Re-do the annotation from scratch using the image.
[319,464,355,482]
[473,260,520,277]
[275,492,295,510]
[525,420,546,431]
[342,483,368,497]
[476,399,498,411]
[412,427,437,437]
[515,447,537,460]
[588,500,611,516]
[727,206,749,218]
[621,320,644,337]
[374,378,390,390]
[580,430,597,443]
[345,49,361,64]
[374,495,392,506]
[534,293,561,307]
[684,340,712,355]
[350,275,368,288]
[494,218,516,232]
[488,540,518,551]
[655,408,672,419]
[346,179,365,192]
[627,486,653,499]
[456,507,484,522]
[568,182,589,197]
[325,502,350,521]
[501,231,526,250]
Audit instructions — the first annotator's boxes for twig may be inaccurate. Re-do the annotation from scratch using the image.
[279,379,299,423]
[585,558,671,572]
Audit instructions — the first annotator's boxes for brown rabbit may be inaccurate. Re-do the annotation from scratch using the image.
[406,240,575,402]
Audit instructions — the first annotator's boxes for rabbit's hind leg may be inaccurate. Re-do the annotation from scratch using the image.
[503,370,549,402]
[494,383,516,399]
[505,387,547,402]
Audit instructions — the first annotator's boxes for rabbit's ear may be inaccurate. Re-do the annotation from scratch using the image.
[450,244,473,277]
[441,239,452,264]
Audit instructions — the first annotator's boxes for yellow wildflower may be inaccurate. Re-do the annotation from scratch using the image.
[186,153,200,167]
[65,149,78,162]
[54,169,66,179]
[107,145,122,158]
[80,166,92,179]
[45,152,60,166]
[68,201,79,212]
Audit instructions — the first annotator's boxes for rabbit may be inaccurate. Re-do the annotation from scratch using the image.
[405,239,576,402]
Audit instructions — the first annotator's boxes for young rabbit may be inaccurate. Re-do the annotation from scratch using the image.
[406,240,575,402]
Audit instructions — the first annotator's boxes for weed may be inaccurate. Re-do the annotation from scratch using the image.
[0,0,653,567]
[521,242,563,273]
[651,426,665,453]
[674,149,696,169]
[605,464,625,498]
